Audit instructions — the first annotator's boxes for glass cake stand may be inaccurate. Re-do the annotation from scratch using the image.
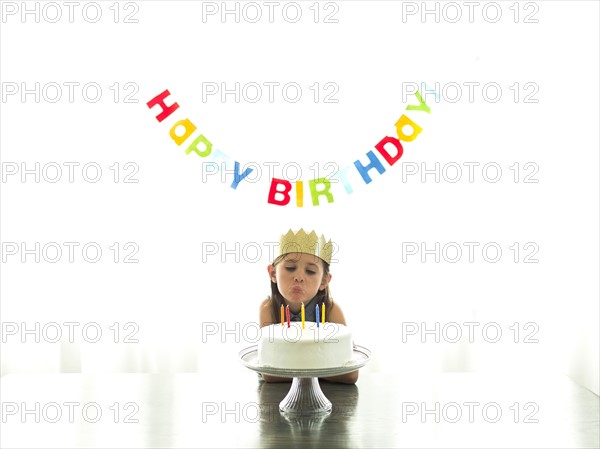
[239,344,371,416]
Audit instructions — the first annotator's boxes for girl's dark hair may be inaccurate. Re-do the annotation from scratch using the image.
[268,254,333,323]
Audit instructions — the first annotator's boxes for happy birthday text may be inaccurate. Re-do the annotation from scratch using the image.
[146,89,432,206]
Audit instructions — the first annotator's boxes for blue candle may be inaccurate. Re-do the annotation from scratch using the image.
[315,303,320,327]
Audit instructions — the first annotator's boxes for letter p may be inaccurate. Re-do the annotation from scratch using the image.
[202,402,219,423]
[202,82,219,102]
[401,82,418,103]
[202,243,219,263]
[1,82,19,102]
[2,242,19,263]
[202,2,219,23]
[401,322,419,343]
[1,3,19,23]
[402,402,419,422]
[402,242,419,263]
[201,322,219,343]
[2,162,19,182]
[2,402,19,423]
[1,322,19,343]
[402,2,419,23]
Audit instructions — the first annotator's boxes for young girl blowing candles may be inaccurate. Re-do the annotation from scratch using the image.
[259,229,358,384]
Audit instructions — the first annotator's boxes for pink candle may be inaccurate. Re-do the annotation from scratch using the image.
[286,305,290,328]
[316,304,320,328]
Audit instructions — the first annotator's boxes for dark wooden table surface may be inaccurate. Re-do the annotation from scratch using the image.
[1,369,598,448]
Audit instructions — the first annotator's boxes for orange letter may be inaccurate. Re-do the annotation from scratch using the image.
[169,119,197,145]
[395,114,423,142]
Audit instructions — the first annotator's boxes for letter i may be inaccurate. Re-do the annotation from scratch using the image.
[296,181,304,207]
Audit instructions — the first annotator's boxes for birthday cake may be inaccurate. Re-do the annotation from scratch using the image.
[257,321,354,370]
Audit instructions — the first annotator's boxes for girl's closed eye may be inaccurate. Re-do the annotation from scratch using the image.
[285,266,296,272]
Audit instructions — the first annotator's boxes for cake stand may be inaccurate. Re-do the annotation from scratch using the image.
[239,344,370,416]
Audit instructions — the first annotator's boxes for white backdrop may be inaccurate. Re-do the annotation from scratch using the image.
[1,1,598,396]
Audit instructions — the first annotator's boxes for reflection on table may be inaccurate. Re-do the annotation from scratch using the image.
[1,369,599,448]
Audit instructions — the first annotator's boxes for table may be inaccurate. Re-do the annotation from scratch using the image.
[1,369,598,448]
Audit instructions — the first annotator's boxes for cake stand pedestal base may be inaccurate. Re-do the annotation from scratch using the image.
[239,344,370,417]
[279,377,332,416]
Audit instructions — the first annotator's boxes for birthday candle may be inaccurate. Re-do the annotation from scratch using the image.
[322,303,325,323]
[280,304,284,325]
[286,305,290,328]
[316,304,320,328]
[301,302,305,329]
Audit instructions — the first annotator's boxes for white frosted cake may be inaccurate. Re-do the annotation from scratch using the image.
[257,322,354,369]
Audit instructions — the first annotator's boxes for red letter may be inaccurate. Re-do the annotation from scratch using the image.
[268,178,292,206]
[375,136,404,166]
[147,89,180,123]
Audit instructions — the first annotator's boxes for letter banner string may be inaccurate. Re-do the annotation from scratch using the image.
[146,88,433,207]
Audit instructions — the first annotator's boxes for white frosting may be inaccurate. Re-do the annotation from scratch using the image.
[257,322,354,369]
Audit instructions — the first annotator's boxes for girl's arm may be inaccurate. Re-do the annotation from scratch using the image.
[259,298,292,383]
[320,300,359,385]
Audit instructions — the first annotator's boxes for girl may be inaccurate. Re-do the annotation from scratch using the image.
[259,229,358,384]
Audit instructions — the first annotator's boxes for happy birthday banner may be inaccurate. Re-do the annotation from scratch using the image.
[146,88,432,207]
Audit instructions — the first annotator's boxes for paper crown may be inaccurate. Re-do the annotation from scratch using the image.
[277,229,334,264]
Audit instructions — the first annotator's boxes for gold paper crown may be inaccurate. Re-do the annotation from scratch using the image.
[277,229,334,264]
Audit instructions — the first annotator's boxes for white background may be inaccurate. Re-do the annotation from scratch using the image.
[1,0,598,398]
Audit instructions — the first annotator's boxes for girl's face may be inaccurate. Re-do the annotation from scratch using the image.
[268,253,331,310]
